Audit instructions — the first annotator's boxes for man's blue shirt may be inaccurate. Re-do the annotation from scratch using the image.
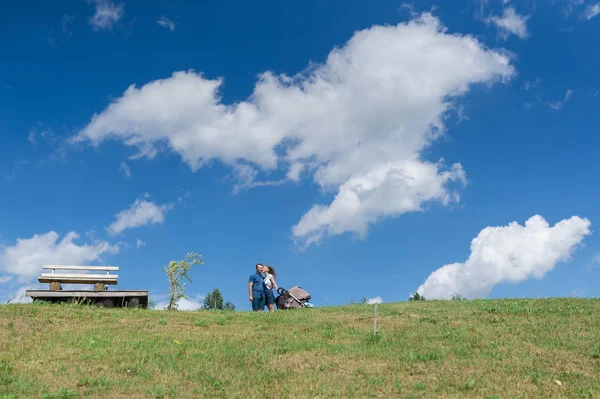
[249,272,265,297]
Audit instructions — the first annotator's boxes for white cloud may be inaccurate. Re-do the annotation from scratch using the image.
[562,0,584,17]
[27,130,36,144]
[177,190,191,205]
[74,13,514,247]
[0,231,118,283]
[367,296,383,304]
[585,3,600,19]
[523,77,541,90]
[88,0,124,31]
[547,89,574,110]
[292,160,466,247]
[6,285,37,304]
[230,164,288,194]
[153,295,204,311]
[0,276,12,284]
[417,215,592,299]
[399,3,416,15]
[286,162,304,182]
[487,7,529,39]
[119,161,131,178]
[28,124,56,147]
[107,195,172,235]
[136,239,146,248]
[157,16,176,31]
[62,15,74,37]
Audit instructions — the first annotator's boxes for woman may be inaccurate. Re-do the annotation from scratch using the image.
[263,265,279,312]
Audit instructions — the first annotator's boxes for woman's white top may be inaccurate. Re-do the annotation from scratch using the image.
[264,273,273,289]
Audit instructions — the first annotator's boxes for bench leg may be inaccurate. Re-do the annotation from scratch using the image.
[50,282,62,291]
[94,283,106,291]
[127,298,140,308]
[97,298,114,308]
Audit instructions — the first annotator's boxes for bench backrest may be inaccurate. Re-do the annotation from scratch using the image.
[43,265,119,274]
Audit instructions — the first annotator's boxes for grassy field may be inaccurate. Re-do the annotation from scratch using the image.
[1,298,599,398]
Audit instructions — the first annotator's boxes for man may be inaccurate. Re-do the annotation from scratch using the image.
[248,263,266,312]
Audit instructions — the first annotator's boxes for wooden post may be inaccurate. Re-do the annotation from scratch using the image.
[94,283,106,291]
[50,282,61,291]
[374,304,378,335]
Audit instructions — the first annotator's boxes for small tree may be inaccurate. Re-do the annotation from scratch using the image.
[204,288,224,310]
[204,288,236,311]
[164,252,203,311]
[409,292,425,301]
[451,293,467,301]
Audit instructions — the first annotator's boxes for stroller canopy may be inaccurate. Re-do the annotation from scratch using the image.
[288,286,311,301]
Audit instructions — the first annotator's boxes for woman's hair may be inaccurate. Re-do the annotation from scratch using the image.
[264,265,276,277]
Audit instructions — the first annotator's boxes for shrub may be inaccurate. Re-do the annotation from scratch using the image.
[409,292,425,301]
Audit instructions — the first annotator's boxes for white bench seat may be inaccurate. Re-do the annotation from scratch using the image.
[38,273,118,285]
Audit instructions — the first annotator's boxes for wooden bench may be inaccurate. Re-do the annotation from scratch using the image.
[38,265,119,291]
[28,264,147,308]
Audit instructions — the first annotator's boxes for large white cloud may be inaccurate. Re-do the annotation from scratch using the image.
[292,160,466,246]
[416,215,592,299]
[107,196,172,235]
[74,13,514,247]
[0,231,119,283]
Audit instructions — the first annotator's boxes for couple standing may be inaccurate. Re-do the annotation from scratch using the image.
[248,263,278,312]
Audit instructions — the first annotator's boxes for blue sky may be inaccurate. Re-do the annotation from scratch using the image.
[1,0,599,310]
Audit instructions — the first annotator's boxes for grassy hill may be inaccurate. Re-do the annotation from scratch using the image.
[1,298,599,398]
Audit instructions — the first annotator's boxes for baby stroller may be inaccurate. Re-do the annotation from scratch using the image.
[275,286,314,309]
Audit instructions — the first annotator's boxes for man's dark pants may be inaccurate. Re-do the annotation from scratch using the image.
[252,294,265,311]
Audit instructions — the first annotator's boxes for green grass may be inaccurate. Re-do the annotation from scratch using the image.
[1,298,600,398]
